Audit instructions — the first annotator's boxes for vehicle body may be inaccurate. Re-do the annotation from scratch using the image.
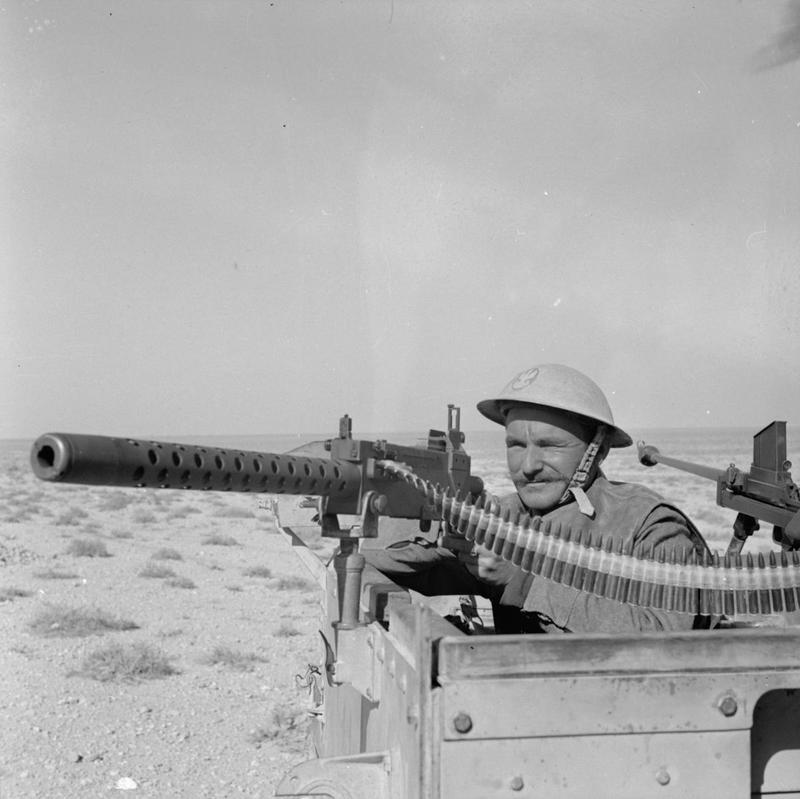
[30,415,800,798]
[275,528,800,799]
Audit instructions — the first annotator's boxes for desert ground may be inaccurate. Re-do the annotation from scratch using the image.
[1,442,329,798]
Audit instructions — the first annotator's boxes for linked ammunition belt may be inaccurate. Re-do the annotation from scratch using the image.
[377,460,800,616]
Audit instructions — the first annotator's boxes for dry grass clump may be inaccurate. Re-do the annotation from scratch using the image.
[0,586,33,602]
[166,504,202,520]
[71,642,178,682]
[1,508,36,523]
[211,506,254,519]
[80,521,102,534]
[274,575,313,591]
[248,706,307,751]
[242,565,272,578]
[201,534,240,547]
[151,547,183,561]
[33,568,79,580]
[165,576,196,589]
[274,623,302,638]
[29,605,138,637]
[225,584,243,592]
[54,507,90,526]
[138,562,176,579]
[131,508,157,524]
[202,645,269,671]
[111,529,134,539]
[96,491,135,512]
[65,539,111,558]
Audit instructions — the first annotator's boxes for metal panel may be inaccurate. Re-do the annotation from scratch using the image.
[439,730,751,799]
[437,628,800,680]
[439,671,800,739]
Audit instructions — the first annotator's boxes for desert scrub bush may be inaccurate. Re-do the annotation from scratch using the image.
[201,534,239,547]
[274,623,302,638]
[2,508,35,523]
[54,507,89,526]
[131,508,157,524]
[211,506,254,519]
[225,584,243,592]
[71,642,178,682]
[274,575,313,591]
[248,706,307,750]
[138,562,176,579]
[65,539,110,558]
[80,521,102,534]
[33,568,79,580]
[96,491,134,512]
[151,547,183,561]
[202,645,269,671]
[165,576,196,589]
[242,565,272,578]
[29,605,138,637]
[0,586,33,602]
[111,529,134,539]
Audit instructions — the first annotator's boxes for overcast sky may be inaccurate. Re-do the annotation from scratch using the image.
[3,1,799,438]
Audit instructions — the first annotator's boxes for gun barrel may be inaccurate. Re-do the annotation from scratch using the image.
[31,433,363,499]
[637,442,723,483]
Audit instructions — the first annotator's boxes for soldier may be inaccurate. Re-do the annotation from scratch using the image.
[365,364,713,634]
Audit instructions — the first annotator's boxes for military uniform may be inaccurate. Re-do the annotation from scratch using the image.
[364,474,712,634]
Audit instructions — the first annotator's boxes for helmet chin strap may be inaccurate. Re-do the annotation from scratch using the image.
[559,425,608,517]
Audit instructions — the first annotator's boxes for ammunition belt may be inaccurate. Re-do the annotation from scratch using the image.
[376,459,800,616]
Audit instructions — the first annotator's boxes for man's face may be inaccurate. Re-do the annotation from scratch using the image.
[504,405,592,513]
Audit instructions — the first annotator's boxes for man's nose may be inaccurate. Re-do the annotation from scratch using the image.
[520,446,544,476]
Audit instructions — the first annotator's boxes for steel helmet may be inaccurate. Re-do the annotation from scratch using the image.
[477,363,633,448]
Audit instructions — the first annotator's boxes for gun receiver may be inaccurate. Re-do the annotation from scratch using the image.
[638,421,800,550]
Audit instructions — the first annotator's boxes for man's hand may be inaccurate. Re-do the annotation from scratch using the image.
[465,544,516,586]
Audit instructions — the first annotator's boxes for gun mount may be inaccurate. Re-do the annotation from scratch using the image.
[638,421,800,552]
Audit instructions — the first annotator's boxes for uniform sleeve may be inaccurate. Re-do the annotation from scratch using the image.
[521,506,711,633]
[362,538,494,598]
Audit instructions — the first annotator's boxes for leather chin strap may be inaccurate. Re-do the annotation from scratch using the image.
[560,425,608,518]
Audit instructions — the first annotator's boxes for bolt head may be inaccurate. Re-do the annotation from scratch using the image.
[453,712,473,734]
[509,775,524,791]
[718,695,738,717]
[655,767,671,786]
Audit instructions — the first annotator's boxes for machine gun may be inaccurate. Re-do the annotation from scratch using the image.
[31,405,483,628]
[638,421,800,553]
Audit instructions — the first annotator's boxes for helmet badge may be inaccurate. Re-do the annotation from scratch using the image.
[507,367,540,393]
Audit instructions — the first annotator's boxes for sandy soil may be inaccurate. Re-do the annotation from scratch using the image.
[1,445,330,799]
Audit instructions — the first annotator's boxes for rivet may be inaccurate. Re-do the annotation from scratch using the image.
[655,767,670,786]
[509,775,524,791]
[718,695,738,717]
[453,712,472,734]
